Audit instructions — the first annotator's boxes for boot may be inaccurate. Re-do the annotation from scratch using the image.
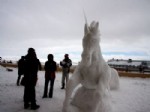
[61,86,64,89]
[61,83,65,89]
[16,79,20,86]
[24,103,30,109]
[31,104,40,110]
[42,95,47,98]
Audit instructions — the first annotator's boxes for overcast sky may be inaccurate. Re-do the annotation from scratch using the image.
[0,0,150,63]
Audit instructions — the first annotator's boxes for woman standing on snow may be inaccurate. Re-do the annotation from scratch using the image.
[43,54,57,98]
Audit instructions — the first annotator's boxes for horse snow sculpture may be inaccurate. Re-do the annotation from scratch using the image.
[63,21,119,112]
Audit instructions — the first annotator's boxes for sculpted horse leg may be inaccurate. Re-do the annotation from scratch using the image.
[96,64,112,112]
[109,68,120,90]
[62,66,82,112]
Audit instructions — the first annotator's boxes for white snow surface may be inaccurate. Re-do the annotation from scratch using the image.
[0,66,150,112]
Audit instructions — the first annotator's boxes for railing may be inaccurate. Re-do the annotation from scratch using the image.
[111,66,150,73]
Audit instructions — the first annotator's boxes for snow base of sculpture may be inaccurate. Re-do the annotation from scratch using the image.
[71,86,111,112]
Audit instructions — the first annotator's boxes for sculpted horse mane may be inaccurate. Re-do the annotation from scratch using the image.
[63,20,119,112]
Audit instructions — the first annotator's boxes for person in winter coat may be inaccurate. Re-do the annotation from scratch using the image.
[16,56,25,86]
[43,54,57,98]
[60,54,72,89]
[23,48,41,110]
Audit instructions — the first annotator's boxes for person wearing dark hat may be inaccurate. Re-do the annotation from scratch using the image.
[43,54,57,98]
[23,48,41,110]
[60,54,72,89]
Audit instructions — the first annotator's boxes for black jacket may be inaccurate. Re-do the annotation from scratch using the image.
[18,58,25,75]
[44,60,57,72]
[24,55,41,86]
[44,60,57,79]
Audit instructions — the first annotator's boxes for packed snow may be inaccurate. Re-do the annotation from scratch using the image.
[0,66,150,112]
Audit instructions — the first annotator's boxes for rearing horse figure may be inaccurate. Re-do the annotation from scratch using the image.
[63,21,119,112]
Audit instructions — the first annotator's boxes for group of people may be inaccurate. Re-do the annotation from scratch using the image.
[16,48,72,110]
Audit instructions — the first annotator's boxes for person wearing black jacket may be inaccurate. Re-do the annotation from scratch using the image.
[23,48,41,110]
[43,54,57,98]
[60,54,72,89]
[16,56,25,86]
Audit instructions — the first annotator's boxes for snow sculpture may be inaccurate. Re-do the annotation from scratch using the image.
[63,21,119,112]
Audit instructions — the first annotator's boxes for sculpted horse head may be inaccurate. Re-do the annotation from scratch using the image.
[81,21,101,66]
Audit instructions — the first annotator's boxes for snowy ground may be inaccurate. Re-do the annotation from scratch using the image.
[0,66,150,112]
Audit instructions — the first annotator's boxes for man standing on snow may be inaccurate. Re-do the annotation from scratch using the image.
[60,54,72,89]
[23,48,41,110]
[16,56,25,86]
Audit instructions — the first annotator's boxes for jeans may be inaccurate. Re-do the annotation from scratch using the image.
[61,68,69,88]
[43,78,55,97]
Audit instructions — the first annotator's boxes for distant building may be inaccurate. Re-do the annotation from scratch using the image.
[107,59,150,73]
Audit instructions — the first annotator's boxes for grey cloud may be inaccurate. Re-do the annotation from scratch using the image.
[0,0,150,61]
